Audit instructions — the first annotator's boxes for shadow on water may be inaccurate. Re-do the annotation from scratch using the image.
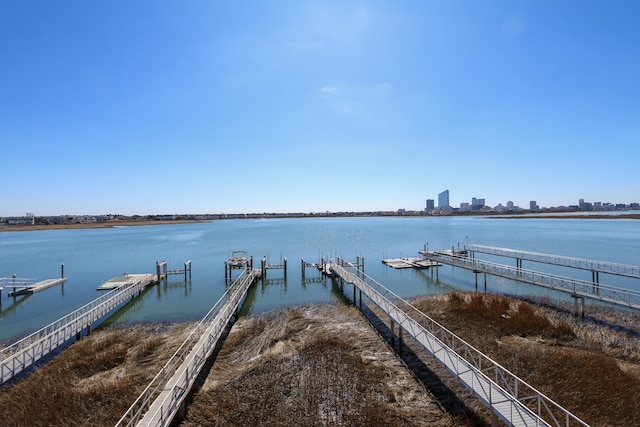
[0,294,32,319]
[100,278,193,328]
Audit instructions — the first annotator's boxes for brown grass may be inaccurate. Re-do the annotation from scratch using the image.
[411,293,640,427]
[182,304,456,427]
[0,322,194,427]
[1,296,638,426]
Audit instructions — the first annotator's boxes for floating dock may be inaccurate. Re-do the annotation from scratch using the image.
[382,257,441,269]
[6,277,68,296]
[97,273,155,290]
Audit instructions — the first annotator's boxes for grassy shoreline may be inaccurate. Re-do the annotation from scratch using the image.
[1,295,638,426]
[2,212,638,233]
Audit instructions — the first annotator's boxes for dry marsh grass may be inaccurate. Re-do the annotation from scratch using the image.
[1,295,638,426]
[0,322,194,427]
[182,304,456,427]
[410,292,640,427]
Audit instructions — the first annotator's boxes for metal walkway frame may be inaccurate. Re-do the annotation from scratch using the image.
[0,274,154,386]
[330,258,589,427]
[465,245,640,280]
[116,268,259,427]
[423,252,640,310]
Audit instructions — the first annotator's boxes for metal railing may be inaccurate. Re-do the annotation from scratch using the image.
[424,253,640,310]
[116,268,257,427]
[331,258,589,427]
[0,274,154,385]
[466,245,640,279]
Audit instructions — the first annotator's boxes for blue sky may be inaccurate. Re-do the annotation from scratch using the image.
[2,1,639,216]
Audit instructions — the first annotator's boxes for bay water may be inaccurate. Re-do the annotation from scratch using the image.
[1,215,639,343]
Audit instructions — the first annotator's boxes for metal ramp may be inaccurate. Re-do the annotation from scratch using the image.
[330,258,589,427]
[116,268,259,427]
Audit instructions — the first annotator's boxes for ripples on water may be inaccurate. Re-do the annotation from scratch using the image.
[1,216,638,342]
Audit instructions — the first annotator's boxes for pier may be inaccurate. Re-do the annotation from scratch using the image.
[1,272,157,385]
[419,245,640,314]
[0,264,68,301]
[117,260,261,427]
[381,256,441,269]
[465,244,640,284]
[330,257,589,427]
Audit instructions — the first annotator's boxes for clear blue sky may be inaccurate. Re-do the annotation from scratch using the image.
[2,1,639,216]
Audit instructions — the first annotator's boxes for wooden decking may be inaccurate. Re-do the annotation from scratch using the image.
[4,278,68,297]
[97,274,150,290]
[381,257,441,269]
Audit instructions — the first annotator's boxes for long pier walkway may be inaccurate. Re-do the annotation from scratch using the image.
[0,274,155,386]
[422,251,640,311]
[465,244,640,283]
[329,258,588,427]
[116,267,260,427]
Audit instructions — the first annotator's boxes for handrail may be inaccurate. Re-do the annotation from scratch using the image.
[424,253,640,310]
[465,245,640,279]
[1,274,154,385]
[116,268,257,427]
[331,258,589,427]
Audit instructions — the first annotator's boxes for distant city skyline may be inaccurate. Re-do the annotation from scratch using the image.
[2,2,639,217]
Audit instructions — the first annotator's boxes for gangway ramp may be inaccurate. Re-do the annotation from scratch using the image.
[330,258,589,427]
[0,274,155,386]
[423,252,640,311]
[465,244,640,280]
[116,268,259,427]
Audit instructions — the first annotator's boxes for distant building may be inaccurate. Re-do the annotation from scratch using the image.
[529,201,538,210]
[506,201,514,209]
[438,190,450,209]
[425,199,435,211]
[460,202,470,212]
[471,197,485,211]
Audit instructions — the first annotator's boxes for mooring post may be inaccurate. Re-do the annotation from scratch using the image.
[261,257,267,280]
[301,259,305,279]
[475,272,478,290]
[61,263,64,278]
[284,257,287,278]
[484,273,487,292]
[156,262,161,282]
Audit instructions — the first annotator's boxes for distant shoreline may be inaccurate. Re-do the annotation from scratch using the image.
[1,213,638,233]
[0,219,204,233]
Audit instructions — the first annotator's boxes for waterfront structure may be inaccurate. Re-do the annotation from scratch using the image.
[425,199,435,211]
[529,201,538,210]
[438,190,449,209]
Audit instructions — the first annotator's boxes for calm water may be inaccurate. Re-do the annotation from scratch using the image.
[1,215,639,342]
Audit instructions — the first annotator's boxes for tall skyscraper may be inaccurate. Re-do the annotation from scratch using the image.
[438,190,450,208]
[426,199,435,211]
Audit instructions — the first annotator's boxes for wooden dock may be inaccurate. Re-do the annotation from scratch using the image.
[382,257,441,269]
[1,277,68,297]
[97,274,151,290]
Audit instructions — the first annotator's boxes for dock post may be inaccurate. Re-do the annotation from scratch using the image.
[484,273,487,292]
[61,263,64,278]
[475,272,478,290]
[156,262,161,282]
[261,257,267,280]
[224,261,228,286]
[301,259,305,279]
[284,257,287,279]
